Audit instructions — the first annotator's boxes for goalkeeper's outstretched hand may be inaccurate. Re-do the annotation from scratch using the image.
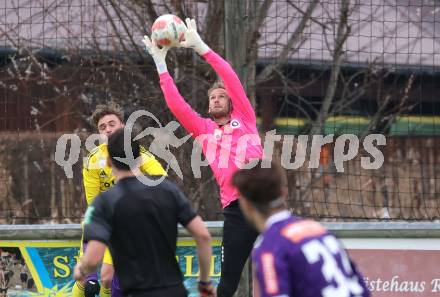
[142,35,169,74]
[180,18,210,55]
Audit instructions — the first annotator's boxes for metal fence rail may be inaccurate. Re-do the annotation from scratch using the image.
[1,221,440,240]
[1,222,439,297]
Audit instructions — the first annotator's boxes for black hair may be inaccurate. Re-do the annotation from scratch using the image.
[107,128,140,171]
[232,161,283,215]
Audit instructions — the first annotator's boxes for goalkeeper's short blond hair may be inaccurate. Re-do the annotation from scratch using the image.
[207,81,226,97]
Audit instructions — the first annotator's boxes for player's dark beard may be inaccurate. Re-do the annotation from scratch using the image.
[209,108,230,118]
[209,102,231,118]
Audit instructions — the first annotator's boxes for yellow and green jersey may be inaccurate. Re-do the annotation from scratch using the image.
[82,143,167,205]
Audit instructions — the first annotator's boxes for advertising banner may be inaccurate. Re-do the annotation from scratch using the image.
[1,237,439,296]
[343,238,440,297]
[0,240,221,297]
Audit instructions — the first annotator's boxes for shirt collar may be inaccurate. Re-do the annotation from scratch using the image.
[264,210,291,230]
[218,120,231,128]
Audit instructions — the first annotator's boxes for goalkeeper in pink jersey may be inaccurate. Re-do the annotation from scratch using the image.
[144,18,265,297]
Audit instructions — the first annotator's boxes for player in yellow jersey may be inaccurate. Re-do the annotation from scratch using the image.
[72,102,166,297]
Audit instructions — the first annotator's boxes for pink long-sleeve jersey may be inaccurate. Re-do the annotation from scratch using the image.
[159,50,263,208]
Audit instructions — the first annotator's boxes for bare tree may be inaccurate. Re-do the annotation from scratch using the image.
[0,0,435,222]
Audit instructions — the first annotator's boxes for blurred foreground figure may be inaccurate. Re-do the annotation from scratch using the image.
[232,161,370,297]
[73,102,166,297]
[74,129,215,297]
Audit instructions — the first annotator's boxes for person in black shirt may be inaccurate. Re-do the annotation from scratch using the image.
[73,128,216,297]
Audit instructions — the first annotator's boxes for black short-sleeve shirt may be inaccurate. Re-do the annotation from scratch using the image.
[83,176,197,295]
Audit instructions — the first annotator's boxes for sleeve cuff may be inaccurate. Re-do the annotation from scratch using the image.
[159,72,171,79]
[180,212,197,227]
[201,49,214,59]
[83,224,111,245]
[83,236,109,246]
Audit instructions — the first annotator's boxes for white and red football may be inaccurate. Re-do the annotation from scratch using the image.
[151,14,186,47]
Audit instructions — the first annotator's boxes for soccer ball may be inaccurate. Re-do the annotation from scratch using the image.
[151,14,186,47]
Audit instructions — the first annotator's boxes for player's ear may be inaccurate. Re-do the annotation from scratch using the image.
[238,196,249,213]
[106,156,113,168]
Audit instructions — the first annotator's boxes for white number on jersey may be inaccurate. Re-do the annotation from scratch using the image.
[301,235,364,297]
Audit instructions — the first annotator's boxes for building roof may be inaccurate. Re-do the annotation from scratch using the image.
[0,0,439,67]
[260,0,440,67]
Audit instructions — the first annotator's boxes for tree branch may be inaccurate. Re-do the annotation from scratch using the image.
[309,0,351,136]
[256,0,320,83]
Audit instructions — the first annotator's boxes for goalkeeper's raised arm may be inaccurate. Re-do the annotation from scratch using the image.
[180,18,256,124]
[143,34,209,137]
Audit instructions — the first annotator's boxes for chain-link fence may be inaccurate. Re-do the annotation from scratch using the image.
[0,0,439,223]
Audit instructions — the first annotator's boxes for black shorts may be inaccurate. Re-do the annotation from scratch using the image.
[20,272,28,283]
[0,287,7,294]
[126,284,187,297]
